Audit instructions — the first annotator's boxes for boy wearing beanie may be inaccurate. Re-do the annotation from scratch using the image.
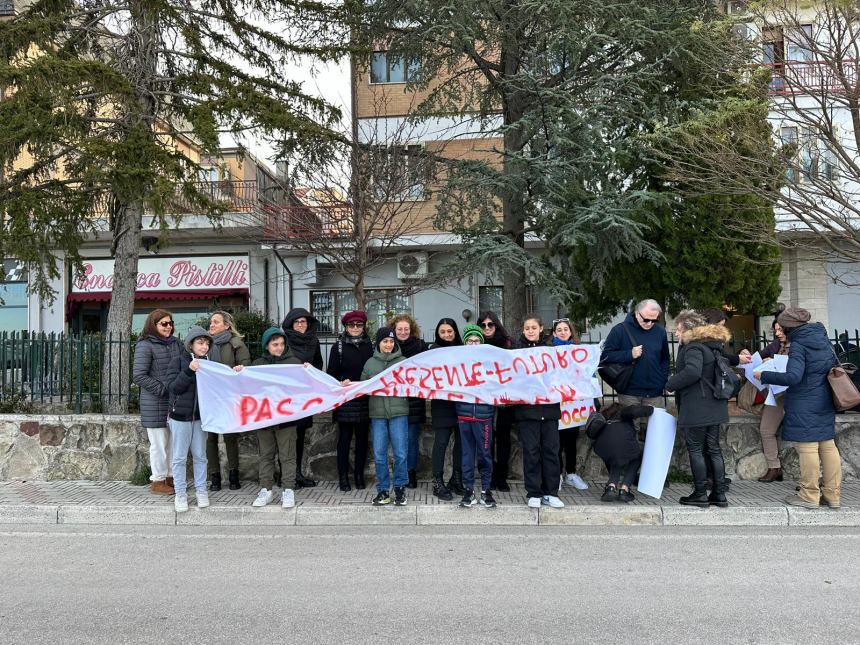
[361,327,410,506]
[248,327,303,509]
[456,325,497,508]
[167,326,214,513]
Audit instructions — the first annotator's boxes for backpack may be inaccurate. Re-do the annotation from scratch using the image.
[700,347,741,400]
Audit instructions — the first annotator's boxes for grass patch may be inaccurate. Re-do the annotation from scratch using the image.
[665,466,693,484]
[129,463,152,486]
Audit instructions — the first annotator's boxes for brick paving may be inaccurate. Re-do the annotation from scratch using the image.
[0,478,857,508]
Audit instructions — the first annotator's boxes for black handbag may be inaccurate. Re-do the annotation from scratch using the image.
[598,325,639,392]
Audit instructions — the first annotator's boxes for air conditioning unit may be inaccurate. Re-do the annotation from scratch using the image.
[726,1,750,17]
[397,252,429,279]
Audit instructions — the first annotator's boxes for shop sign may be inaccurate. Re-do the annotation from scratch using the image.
[72,256,250,293]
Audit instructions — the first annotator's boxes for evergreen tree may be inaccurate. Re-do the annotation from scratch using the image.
[0,0,347,411]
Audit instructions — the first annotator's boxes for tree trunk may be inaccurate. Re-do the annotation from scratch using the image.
[101,201,143,413]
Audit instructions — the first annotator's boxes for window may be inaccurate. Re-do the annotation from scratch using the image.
[786,24,813,62]
[478,286,504,323]
[370,52,419,84]
[369,144,430,201]
[780,126,837,184]
[311,289,412,335]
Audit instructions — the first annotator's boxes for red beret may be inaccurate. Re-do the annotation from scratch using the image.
[341,310,368,325]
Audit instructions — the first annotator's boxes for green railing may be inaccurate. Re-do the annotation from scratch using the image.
[0,328,857,412]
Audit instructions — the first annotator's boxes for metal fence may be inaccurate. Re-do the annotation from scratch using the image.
[1,328,858,412]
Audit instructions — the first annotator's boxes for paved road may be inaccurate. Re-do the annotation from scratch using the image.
[0,525,856,644]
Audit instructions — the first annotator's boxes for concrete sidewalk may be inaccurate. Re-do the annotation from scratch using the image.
[1,479,858,527]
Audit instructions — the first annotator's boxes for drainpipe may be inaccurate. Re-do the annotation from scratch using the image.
[263,258,270,319]
[271,246,293,313]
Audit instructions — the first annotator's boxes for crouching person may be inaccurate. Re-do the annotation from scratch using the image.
[167,326,212,513]
[456,325,496,508]
[362,328,410,507]
[586,404,652,503]
[249,327,302,509]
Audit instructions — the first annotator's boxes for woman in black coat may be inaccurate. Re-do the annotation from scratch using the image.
[282,307,323,489]
[390,314,429,489]
[428,318,465,500]
[327,310,374,491]
[477,310,515,491]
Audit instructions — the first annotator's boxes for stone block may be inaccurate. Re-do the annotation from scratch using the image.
[663,505,788,526]
[787,506,860,527]
[538,505,662,526]
[19,421,39,437]
[73,423,104,449]
[2,434,47,479]
[39,424,66,447]
[735,453,768,482]
[417,504,538,525]
[176,506,245,526]
[0,504,59,524]
[102,444,139,480]
[103,421,143,446]
[296,505,416,526]
[59,504,175,525]
[47,449,104,480]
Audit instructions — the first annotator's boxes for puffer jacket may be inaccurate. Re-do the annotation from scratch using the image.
[361,347,409,420]
[760,322,837,442]
[133,335,183,428]
[514,335,561,422]
[327,334,374,423]
[665,324,732,428]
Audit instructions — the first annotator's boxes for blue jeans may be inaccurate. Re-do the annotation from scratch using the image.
[459,418,494,492]
[169,418,208,495]
[407,422,421,471]
[372,416,409,492]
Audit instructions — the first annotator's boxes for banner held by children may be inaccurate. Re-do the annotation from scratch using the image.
[559,400,597,429]
[197,344,601,435]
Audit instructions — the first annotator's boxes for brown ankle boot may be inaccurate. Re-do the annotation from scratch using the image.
[150,480,174,495]
[758,468,783,483]
[166,476,174,487]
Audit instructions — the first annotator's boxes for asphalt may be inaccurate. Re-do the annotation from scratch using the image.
[0,524,857,644]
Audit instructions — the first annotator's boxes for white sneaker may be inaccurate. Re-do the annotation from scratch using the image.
[566,473,589,490]
[252,488,274,507]
[542,495,565,508]
[527,497,542,508]
[174,494,189,513]
[559,475,564,490]
[196,491,210,508]
[281,488,295,509]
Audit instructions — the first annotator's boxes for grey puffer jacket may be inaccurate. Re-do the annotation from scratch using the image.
[133,335,183,428]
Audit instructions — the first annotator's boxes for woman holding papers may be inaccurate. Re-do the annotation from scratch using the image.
[755,308,842,509]
[756,321,789,483]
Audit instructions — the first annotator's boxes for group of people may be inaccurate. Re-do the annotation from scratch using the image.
[596,299,842,509]
[133,296,845,513]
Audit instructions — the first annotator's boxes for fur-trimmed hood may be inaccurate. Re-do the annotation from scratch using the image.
[682,324,732,346]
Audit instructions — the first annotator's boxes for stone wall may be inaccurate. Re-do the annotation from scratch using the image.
[1,412,859,483]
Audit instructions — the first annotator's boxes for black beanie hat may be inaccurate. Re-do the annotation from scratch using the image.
[375,327,398,350]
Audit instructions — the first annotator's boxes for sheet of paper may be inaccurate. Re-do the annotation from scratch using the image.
[764,390,777,406]
[637,408,677,499]
[741,352,766,391]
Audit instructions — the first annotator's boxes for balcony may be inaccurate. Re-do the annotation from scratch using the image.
[261,203,352,241]
[765,60,860,96]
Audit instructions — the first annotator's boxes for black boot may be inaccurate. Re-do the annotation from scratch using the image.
[228,469,240,490]
[447,471,467,496]
[433,476,453,501]
[407,469,418,489]
[708,491,728,508]
[338,473,351,492]
[295,472,317,489]
[679,488,710,508]
[209,473,222,492]
[354,470,366,490]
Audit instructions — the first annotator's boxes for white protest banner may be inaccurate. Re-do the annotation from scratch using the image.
[197,344,602,434]
[637,408,677,499]
[559,399,597,429]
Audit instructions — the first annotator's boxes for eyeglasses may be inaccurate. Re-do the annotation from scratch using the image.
[158,321,174,327]
[346,321,365,328]
[638,314,658,324]
[480,322,495,328]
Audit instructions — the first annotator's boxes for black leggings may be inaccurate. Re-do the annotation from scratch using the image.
[558,428,579,474]
[493,407,515,480]
[336,421,370,478]
[606,457,641,488]
[431,426,462,478]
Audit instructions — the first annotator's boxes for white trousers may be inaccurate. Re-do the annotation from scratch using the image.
[146,426,172,481]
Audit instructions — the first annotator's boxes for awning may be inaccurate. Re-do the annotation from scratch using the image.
[67,288,249,303]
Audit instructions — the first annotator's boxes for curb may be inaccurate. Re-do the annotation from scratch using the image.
[0,503,857,527]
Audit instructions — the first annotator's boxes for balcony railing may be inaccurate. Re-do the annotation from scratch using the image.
[765,60,860,96]
[261,204,351,241]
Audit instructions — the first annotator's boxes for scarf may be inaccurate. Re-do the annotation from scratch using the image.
[397,335,425,358]
[210,330,234,364]
[484,333,511,349]
[551,336,574,346]
[340,331,370,347]
[285,328,319,362]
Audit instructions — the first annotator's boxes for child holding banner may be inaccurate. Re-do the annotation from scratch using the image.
[455,325,496,508]
[361,328,410,507]
[167,326,213,513]
[516,316,564,509]
[550,318,589,491]
[429,318,465,501]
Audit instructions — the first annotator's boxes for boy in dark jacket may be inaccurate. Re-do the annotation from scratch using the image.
[248,327,303,509]
[666,312,732,508]
[586,404,652,503]
[167,325,213,513]
[361,328,410,506]
[456,325,496,508]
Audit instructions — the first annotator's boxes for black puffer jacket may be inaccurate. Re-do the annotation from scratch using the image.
[281,307,324,369]
[514,335,561,422]
[397,335,428,424]
[133,335,183,428]
[327,333,374,423]
[587,405,651,465]
[666,324,733,428]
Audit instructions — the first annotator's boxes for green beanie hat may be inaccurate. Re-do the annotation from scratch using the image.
[462,324,484,343]
[261,326,286,352]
